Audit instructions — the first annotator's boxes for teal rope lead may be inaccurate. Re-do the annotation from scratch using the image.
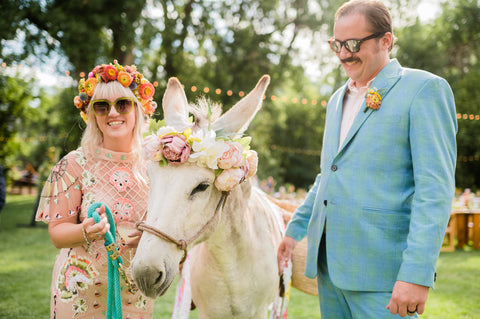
[88,202,123,319]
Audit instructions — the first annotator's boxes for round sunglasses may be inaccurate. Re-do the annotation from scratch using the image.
[328,32,385,53]
[91,97,135,116]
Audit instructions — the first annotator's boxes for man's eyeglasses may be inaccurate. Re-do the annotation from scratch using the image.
[328,32,385,53]
[91,97,135,116]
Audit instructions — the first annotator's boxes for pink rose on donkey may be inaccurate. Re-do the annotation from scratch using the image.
[218,141,244,169]
[215,168,245,191]
[161,134,191,164]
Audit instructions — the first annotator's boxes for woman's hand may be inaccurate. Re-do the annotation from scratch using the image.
[82,204,110,242]
[126,230,143,248]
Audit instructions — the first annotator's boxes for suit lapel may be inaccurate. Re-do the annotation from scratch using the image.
[336,59,403,156]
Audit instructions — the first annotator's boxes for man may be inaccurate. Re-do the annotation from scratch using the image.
[277,0,457,318]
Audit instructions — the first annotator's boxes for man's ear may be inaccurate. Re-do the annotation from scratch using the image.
[382,32,393,51]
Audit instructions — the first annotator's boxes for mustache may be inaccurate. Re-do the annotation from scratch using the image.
[341,57,360,64]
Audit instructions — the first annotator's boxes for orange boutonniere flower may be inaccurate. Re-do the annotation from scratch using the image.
[364,88,385,113]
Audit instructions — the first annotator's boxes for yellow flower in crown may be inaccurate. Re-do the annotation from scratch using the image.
[364,88,386,113]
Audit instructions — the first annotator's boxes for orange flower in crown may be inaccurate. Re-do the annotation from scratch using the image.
[74,60,157,122]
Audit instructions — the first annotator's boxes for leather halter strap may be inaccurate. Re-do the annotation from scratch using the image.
[136,191,229,264]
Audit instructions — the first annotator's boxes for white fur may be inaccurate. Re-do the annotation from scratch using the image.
[132,76,284,319]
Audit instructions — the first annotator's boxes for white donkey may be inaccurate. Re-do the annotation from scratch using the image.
[131,75,288,319]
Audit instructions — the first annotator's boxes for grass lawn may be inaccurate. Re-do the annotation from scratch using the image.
[1,194,479,318]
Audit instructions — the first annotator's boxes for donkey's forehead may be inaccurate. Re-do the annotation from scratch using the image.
[147,162,216,185]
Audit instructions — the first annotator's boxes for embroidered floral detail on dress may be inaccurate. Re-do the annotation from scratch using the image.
[57,255,98,302]
[37,211,49,220]
[82,170,96,187]
[43,158,78,198]
[112,198,134,222]
[110,167,133,192]
[72,298,88,317]
[136,294,148,310]
[83,192,95,209]
[75,152,87,166]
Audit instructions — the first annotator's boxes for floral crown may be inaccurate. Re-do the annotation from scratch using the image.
[142,123,258,192]
[74,60,157,122]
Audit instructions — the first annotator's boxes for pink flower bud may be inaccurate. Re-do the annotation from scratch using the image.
[244,150,258,179]
[215,168,245,191]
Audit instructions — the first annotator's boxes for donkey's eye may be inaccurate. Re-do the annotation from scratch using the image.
[190,182,210,197]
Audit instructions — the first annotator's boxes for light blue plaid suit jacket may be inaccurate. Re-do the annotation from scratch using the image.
[285,59,457,291]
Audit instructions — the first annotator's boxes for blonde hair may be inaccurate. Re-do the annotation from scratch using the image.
[335,0,395,52]
[80,81,147,185]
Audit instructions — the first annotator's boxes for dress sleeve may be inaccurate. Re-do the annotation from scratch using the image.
[36,151,83,223]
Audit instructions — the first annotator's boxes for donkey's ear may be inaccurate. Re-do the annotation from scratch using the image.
[212,75,270,134]
[162,77,191,131]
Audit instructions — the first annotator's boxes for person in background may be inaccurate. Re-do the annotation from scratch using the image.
[0,164,6,213]
[36,60,157,318]
[277,1,457,318]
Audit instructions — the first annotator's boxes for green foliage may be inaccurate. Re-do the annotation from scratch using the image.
[250,78,327,189]
[395,0,480,189]
[0,73,34,175]
[1,0,478,189]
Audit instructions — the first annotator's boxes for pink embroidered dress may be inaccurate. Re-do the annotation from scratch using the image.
[36,147,154,319]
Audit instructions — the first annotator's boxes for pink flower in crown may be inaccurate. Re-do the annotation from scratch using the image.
[142,134,163,161]
[215,168,245,191]
[161,134,191,164]
[102,65,118,82]
[218,141,244,169]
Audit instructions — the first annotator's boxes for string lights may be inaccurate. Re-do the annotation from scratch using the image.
[1,63,479,162]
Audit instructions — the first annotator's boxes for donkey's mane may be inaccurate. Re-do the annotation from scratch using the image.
[189,97,223,130]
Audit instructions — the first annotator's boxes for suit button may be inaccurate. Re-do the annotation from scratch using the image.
[331,165,337,171]
[324,200,327,206]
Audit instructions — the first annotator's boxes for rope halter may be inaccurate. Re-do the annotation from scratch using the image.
[136,191,229,264]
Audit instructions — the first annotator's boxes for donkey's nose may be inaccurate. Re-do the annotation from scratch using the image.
[132,264,167,298]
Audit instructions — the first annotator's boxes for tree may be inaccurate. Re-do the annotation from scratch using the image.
[0,72,34,182]
[395,0,480,189]
[3,0,422,189]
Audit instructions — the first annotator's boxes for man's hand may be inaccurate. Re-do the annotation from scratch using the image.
[386,280,429,317]
[277,235,298,275]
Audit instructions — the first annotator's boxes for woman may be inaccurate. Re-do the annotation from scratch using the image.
[36,60,157,318]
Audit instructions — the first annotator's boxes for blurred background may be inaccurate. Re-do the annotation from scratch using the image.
[1,0,479,197]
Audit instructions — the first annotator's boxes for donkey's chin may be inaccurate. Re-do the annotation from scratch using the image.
[132,265,178,299]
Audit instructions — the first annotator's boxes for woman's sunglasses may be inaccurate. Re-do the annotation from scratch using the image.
[91,97,135,116]
[328,32,385,53]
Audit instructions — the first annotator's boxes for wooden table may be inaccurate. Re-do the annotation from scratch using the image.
[453,209,480,249]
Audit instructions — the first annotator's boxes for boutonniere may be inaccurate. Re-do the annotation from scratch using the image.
[364,88,386,113]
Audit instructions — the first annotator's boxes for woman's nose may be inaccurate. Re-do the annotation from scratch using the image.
[108,104,120,116]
